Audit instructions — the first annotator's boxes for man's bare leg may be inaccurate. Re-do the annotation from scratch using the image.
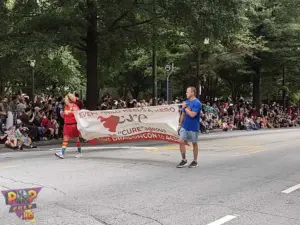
[180,140,186,160]
[192,143,198,162]
[177,140,188,168]
[188,142,198,168]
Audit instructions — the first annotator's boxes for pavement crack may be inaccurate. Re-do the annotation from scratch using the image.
[57,203,111,225]
[0,175,74,199]
[90,215,112,225]
[0,184,10,189]
[109,207,163,225]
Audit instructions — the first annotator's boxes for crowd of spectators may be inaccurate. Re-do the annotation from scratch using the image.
[97,93,181,110]
[98,94,300,133]
[98,94,300,134]
[199,99,300,133]
[0,92,297,149]
[0,93,83,149]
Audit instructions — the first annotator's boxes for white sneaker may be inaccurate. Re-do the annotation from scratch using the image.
[55,152,64,159]
[75,153,83,158]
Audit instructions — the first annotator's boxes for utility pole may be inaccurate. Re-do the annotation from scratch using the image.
[165,63,174,104]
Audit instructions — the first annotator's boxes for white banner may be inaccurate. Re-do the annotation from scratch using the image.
[74,105,181,144]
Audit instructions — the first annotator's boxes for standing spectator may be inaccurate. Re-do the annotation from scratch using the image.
[55,97,64,137]
[8,95,18,112]
[8,95,19,125]
[227,103,235,121]
[17,98,26,115]
[44,99,53,117]
[0,98,8,134]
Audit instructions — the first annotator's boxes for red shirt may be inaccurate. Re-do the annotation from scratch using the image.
[251,109,257,117]
[41,117,50,129]
[64,104,79,124]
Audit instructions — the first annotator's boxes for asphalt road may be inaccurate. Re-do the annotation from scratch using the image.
[1,129,300,225]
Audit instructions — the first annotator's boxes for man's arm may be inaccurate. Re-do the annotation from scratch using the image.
[179,111,185,126]
[185,108,197,118]
[184,102,201,118]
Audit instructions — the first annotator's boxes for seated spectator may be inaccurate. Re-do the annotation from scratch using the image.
[32,108,46,139]
[2,119,36,150]
[228,119,236,131]
[255,117,261,129]
[222,117,229,131]
[41,112,58,138]
[244,116,258,130]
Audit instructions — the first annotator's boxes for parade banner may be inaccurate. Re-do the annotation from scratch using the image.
[74,105,181,144]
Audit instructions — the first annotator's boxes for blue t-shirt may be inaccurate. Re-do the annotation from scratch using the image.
[182,99,202,132]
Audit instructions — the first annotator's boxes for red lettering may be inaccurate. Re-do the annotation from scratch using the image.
[79,111,99,118]
[79,112,84,118]
[121,130,128,135]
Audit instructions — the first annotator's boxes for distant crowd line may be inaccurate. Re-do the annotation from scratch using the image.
[0,93,296,150]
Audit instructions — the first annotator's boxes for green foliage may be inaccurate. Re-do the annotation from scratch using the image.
[290,91,300,106]
[1,0,300,105]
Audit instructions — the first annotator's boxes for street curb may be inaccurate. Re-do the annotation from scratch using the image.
[200,127,300,141]
[0,128,299,154]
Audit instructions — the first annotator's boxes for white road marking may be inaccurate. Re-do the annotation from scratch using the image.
[48,146,157,151]
[207,215,239,225]
[0,165,18,169]
[282,184,300,194]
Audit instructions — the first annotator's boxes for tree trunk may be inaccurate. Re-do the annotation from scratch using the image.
[282,66,286,110]
[131,87,140,99]
[252,67,261,108]
[151,0,157,105]
[85,0,98,110]
[212,77,218,102]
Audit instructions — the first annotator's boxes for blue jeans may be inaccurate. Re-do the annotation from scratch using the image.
[38,127,45,134]
[179,127,199,144]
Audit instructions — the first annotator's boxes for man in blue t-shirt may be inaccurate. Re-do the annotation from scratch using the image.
[177,87,202,168]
